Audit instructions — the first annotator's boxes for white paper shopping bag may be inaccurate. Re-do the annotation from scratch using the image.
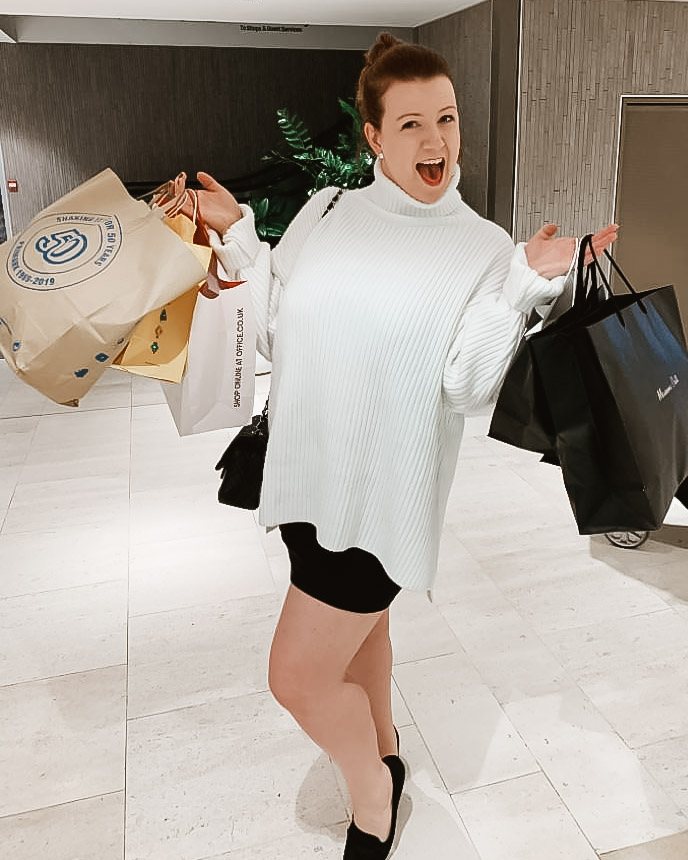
[162,282,256,435]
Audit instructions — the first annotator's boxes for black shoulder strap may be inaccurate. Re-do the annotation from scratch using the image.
[320,187,345,220]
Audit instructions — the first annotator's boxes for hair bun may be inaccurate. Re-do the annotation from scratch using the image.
[364,33,402,67]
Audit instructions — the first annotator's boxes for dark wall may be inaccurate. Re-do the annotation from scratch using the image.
[0,43,363,232]
[417,1,494,220]
[418,0,520,232]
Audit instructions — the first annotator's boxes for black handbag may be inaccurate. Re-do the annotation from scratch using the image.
[215,398,269,509]
[215,187,345,510]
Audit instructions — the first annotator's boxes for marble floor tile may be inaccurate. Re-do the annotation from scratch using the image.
[1,474,130,534]
[125,692,347,860]
[0,580,127,686]
[0,464,21,511]
[543,610,688,747]
[0,519,129,598]
[594,556,688,610]
[31,409,131,451]
[19,407,132,485]
[452,771,598,860]
[599,831,688,859]
[393,652,538,794]
[128,528,275,616]
[589,533,688,572]
[0,666,126,817]
[0,415,39,467]
[0,378,50,419]
[131,375,166,406]
[450,517,586,565]
[480,550,669,634]
[128,593,282,718]
[389,588,462,665]
[128,483,254,545]
[445,466,557,528]
[439,591,575,704]
[19,453,131,485]
[129,434,228,494]
[636,735,688,817]
[266,548,291,596]
[430,525,488,606]
[390,723,483,860]
[391,677,414,729]
[504,688,688,853]
[208,825,348,859]
[0,792,124,860]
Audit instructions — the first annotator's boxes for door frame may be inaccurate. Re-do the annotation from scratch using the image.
[612,93,688,226]
[0,140,12,239]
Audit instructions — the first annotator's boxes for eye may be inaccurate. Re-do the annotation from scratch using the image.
[440,114,456,124]
[402,120,418,129]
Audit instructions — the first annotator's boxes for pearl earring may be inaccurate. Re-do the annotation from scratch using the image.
[378,152,384,160]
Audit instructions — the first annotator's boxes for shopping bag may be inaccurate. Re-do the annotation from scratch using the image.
[111,286,199,383]
[112,210,213,382]
[489,238,596,464]
[161,280,256,436]
[494,234,688,534]
[111,172,241,382]
[0,169,206,405]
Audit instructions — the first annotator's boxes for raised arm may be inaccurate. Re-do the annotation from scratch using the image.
[442,221,618,414]
[182,172,341,362]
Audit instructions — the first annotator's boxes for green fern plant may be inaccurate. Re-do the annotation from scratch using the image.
[249,98,374,241]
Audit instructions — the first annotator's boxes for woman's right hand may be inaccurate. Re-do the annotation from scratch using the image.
[181,171,243,235]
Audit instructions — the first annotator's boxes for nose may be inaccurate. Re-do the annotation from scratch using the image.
[422,125,444,151]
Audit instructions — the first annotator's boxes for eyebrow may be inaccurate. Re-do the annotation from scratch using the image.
[396,105,458,121]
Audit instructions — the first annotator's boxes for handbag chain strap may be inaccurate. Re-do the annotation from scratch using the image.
[262,186,345,416]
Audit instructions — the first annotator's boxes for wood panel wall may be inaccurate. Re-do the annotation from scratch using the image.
[417,1,494,218]
[516,0,688,242]
[0,43,363,232]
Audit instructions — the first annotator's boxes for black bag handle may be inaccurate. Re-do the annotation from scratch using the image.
[574,234,647,326]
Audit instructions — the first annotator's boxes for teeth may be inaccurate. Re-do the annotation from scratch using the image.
[419,158,444,164]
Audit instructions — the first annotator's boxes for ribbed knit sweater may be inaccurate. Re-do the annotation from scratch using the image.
[210,160,567,597]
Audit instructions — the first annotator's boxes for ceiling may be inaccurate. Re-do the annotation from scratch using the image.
[0,1,487,29]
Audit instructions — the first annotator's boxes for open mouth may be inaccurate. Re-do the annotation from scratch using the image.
[416,158,445,187]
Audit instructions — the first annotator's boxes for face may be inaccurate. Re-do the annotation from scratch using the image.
[364,76,460,204]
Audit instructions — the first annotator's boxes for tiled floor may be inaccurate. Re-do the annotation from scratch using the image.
[1,361,688,859]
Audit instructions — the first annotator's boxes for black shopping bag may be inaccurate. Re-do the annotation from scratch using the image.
[493,235,688,534]
[489,237,601,465]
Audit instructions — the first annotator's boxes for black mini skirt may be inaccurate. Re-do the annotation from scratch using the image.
[278,522,402,614]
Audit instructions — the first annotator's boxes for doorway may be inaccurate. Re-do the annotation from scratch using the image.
[613,98,688,336]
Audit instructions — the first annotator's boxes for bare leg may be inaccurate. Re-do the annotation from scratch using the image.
[344,609,397,758]
[269,585,393,841]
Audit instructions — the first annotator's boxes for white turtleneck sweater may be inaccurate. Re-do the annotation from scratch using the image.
[210,160,566,597]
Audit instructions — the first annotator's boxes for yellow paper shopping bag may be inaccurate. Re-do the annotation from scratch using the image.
[112,213,212,382]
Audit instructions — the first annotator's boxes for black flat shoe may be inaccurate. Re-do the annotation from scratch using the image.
[343,755,405,860]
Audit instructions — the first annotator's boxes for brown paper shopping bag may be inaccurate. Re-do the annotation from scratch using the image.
[112,212,212,383]
[111,175,241,383]
[0,169,206,405]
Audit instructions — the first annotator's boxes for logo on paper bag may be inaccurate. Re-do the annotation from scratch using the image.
[36,229,89,265]
[6,213,122,290]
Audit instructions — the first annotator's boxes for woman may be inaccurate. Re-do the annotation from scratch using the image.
[184,34,617,860]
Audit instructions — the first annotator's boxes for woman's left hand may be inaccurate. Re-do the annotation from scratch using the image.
[525,223,619,279]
